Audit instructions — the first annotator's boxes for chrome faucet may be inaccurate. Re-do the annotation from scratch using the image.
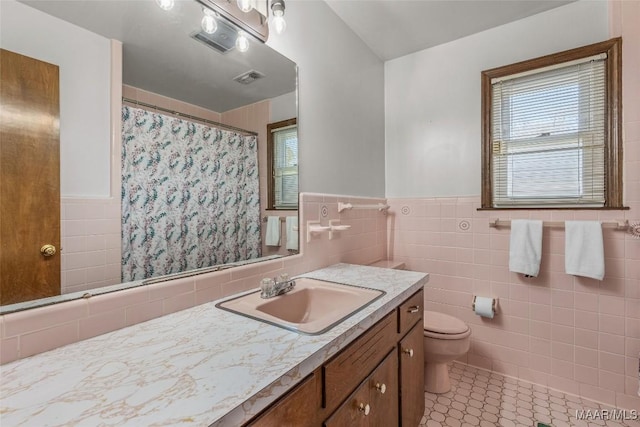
[260,274,296,299]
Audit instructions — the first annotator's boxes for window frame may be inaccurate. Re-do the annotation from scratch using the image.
[481,37,623,209]
[266,117,298,210]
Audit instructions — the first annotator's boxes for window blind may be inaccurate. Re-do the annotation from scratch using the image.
[491,56,607,207]
[273,126,298,209]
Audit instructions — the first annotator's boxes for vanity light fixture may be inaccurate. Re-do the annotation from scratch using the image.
[194,0,283,52]
[201,7,218,34]
[156,0,175,11]
[270,0,286,34]
[237,0,254,13]
[236,31,250,52]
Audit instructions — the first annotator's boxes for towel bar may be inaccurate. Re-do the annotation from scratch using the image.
[262,216,291,222]
[489,218,629,230]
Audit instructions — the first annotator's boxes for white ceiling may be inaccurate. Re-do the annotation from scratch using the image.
[19,0,297,112]
[325,0,576,61]
[14,0,576,111]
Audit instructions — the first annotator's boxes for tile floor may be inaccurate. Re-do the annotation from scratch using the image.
[420,362,640,427]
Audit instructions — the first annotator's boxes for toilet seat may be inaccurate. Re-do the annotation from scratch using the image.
[423,311,470,340]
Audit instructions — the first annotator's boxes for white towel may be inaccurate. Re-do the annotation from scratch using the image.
[509,219,543,277]
[285,216,298,251]
[265,216,281,246]
[565,221,604,280]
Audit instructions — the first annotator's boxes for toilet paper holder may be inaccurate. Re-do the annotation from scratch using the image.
[472,296,497,315]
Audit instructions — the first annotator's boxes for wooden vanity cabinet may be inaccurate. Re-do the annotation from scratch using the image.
[324,348,398,427]
[244,288,425,427]
[399,323,425,427]
[398,289,423,335]
[323,311,396,412]
[397,288,425,426]
[246,372,321,427]
[368,348,399,427]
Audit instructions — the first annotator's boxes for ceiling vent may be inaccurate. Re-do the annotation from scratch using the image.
[233,70,265,85]
[190,18,238,54]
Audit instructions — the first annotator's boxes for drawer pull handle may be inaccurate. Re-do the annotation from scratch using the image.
[403,348,414,357]
[358,403,371,416]
[407,305,420,313]
[375,382,386,394]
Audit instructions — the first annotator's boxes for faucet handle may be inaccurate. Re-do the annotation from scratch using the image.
[277,273,289,283]
[260,278,275,292]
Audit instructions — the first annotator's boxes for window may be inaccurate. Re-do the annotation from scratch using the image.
[267,118,298,209]
[481,38,622,209]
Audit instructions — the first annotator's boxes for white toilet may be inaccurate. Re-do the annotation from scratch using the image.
[423,311,471,394]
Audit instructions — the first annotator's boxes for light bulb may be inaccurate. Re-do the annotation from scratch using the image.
[272,15,286,34]
[237,0,253,13]
[236,31,250,53]
[155,0,174,11]
[270,0,286,34]
[201,9,218,34]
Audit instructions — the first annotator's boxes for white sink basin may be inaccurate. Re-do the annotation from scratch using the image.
[216,278,385,335]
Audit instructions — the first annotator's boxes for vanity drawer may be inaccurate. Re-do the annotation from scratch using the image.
[398,289,423,336]
[323,311,396,412]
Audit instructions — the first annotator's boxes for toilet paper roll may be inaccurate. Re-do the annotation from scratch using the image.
[474,296,495,319]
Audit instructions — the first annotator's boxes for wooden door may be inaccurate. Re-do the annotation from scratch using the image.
[369,349,399,427]
[0,49,61,305]
[399,323,425,427]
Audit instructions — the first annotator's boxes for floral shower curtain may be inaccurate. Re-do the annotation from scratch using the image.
[121,106,261,282]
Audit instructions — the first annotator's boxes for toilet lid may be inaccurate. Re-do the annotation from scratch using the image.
[423,311,469,335]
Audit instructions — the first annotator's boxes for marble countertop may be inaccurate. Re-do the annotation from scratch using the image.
[0,263,428,427]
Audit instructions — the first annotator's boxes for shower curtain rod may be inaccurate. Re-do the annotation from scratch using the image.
[122,97,258,136]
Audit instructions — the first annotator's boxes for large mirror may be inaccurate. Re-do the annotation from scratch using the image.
[0,0,298,313]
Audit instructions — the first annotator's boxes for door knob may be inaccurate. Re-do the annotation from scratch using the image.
[40,244,56,257]
[402,348,414,357]
[358,403,370,416]
[375,382,386,394]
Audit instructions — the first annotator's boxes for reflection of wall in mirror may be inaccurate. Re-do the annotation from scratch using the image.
[0,0,112,197]
[0,0,121,296]
[221,91,298,257]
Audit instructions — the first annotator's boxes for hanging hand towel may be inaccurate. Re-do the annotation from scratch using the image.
[509,219,543,277]
[565,221,604,280]
[265,216,281,246]
[285,216,298,251]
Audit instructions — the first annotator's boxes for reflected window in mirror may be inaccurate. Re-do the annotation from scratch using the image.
[267,118,298,210]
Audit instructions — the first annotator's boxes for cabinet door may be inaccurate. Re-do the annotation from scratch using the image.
[323,312,396,412]
[369,349,399,427]
[247,373,319,427]
[399,323,425,427]
[323,379,369,427]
